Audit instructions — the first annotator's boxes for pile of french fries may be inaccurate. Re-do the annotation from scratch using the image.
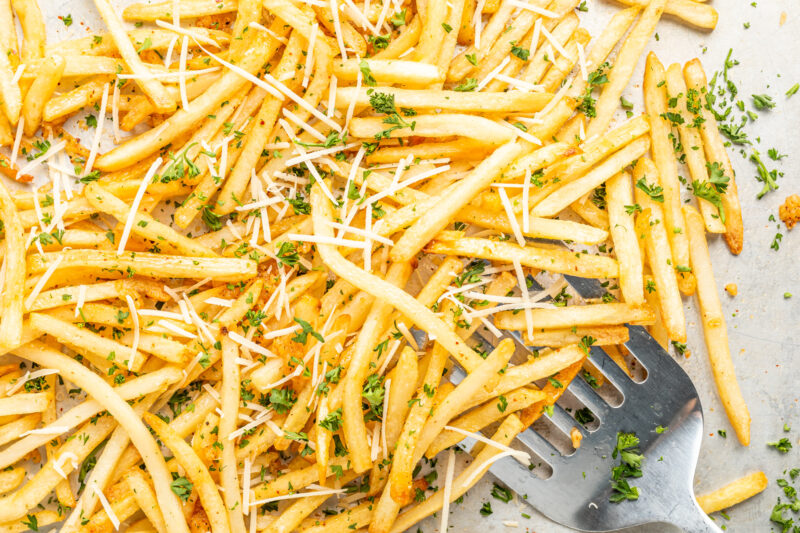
[0,0,769,530]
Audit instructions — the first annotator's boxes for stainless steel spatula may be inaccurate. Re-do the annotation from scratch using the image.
[457,275,720,533]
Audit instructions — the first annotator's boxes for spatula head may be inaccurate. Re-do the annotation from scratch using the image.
[482,326,706,531]
[455,274,712,532]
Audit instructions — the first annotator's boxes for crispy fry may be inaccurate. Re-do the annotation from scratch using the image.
[697,471,768,514]
[684,206,750,446]
[633,158,686,342]
[683,58,744,254]
[643,52,695,294]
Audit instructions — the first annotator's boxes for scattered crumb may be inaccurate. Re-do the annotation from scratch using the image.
[780,11,787,25]
[570,427,583,449]
[779,194,800,230]
[725,283,738,296]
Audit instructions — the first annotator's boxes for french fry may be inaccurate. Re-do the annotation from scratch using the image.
[144,413,231,533]
[11,342,189,531]
[532,136,650,217]
[495,302,654,331]
[391,415,524,532]
[455,206,609,244]
[334,58,443,86]
[665,62,726,233]
[124,469,168,533]
[343,263,411,473]
[606,171,644,304]
[28,250,256,281]
[633,158,686,342]
[93,0,175,113]
[46,28,230,56]
[30,312,147,372]
[335,86,552,113]
[85,183,219,257]
[10,0,45,62]
[683,58,744,254]
[643,275,670,350]
[0,467,25,494]
[523,116,649,210]
[350,113,516,144]
[696,471,768,514]
[523,326,630,347]
[427,233,620,279]
[530,6,639,141]
[0,393,49,416]
[95,26,285,171]
[606,0,717,30]
[219,336,246,533]
[0,182,24,349]
[0,414,39,447]
[62,393,158,532]
[684,206,750,446]
[43,76,114,123]
[586,0,666,137]
[643,52,694,294]
[0,45,20,125]
[0,0,18,69]
[21,55,123,80]
[391,142,523,262]
[426,387,545,457]
[447,0,516,81]
[123,0,238,20]
[374,16,422,59]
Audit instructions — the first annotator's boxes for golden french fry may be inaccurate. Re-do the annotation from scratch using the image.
[606,171,644,304]
[350,113,516,144]
[144,413,230,533]
[427,232,620,279]
[391,142,523,263]
[697,471,768,514]
[28,250,256,281]
[85,183,219,257]
[123,0,237,20]
[334,58,443,85]
[93,0,175,113]
[335,86,552,113]
[95,26,284,171]
[495,302,654,331]
[0,36,20,124]
[532,135,650,217]
[586,0,666,137]
[11,342,189,530]
[608,0,717,30]
[684,206,750,446]
[633,158,686,342]
[665,62,726,233]
[643,52,695,295]
[0,182,24,349]
[683,58,744,254]
[523,326,630,347]
[10,0,45,62]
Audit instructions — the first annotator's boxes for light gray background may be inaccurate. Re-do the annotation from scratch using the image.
[33,0,800,531]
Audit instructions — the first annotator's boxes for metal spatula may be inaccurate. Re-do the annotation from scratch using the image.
[457,275,721,533]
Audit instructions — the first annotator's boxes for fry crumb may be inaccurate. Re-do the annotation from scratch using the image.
[725,283,738,297]
[570,426,583,449]
[780,12,787,25]
[779,194,800,230]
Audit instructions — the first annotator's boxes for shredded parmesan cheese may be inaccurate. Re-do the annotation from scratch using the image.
[117,158,162,254]
[82,83,110,178]
[25,256,63,310]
